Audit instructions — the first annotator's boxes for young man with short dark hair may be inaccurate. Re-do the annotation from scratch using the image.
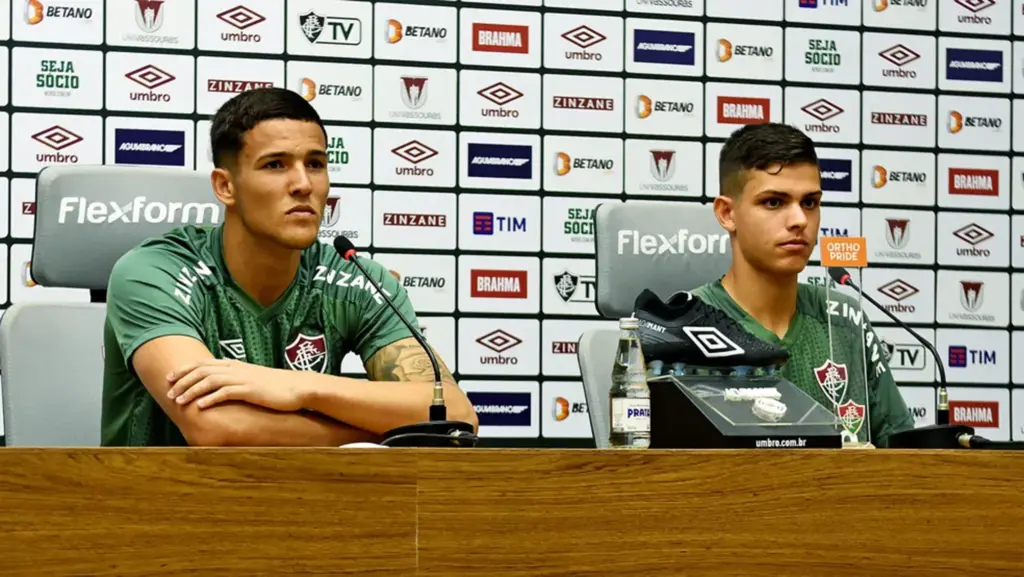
[101,87,477,446]
[636,123,913,447]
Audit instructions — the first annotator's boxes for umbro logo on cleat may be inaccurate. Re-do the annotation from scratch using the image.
[682,327,745,358]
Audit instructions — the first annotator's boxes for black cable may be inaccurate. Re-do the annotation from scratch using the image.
[958,435,1024,450]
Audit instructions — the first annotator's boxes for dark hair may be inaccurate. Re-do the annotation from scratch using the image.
[209,87,327,169]
[718,123,818,197]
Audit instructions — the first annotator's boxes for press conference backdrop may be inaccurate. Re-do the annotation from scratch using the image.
[2,0,1024,446]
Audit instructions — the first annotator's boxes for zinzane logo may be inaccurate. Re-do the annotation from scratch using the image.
[57,197,221,225]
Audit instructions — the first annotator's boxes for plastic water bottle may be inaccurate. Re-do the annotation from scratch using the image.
[609,316,651,449]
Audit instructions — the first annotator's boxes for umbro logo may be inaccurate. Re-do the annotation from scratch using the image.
[219,339,246,360]
[682,327,745,358]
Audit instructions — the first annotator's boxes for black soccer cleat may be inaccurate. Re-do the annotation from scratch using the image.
[633,288,790,378]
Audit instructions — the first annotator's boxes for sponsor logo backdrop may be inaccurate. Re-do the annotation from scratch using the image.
[2,0,1024,446]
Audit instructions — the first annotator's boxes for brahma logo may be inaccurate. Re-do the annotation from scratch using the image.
[950,400,999,427]
[552,96,614,111]
[717,96,769,125]
[885,219,910,249]
[716,39,773,62]
[949,168,998,196]
[562,25,606,61]
[472,23,528,54]
[954,0,995,24]
[470,269,528,299]
[553,152,613,176]
[946,110,1000,133]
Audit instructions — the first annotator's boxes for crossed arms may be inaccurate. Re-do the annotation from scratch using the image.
[132,334,478,447]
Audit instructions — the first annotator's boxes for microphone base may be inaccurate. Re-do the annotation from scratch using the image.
[380,420,479,448]
[886,424,974,449]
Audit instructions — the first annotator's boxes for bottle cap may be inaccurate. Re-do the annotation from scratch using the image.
[619,316,639,330]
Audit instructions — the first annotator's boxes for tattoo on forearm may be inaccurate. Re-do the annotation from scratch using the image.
[367,340,455,384]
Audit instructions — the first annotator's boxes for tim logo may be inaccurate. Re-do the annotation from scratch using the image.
[284,333,328,373]
[959,281,983,312]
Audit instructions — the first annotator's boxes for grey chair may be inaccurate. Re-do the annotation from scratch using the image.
[577,200,732,447]
[0,165,219,446]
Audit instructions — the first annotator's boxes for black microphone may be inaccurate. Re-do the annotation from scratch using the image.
[826,266,962,448]
[332,237,477,448]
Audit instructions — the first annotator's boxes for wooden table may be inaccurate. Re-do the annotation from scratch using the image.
[0,448,1021,576]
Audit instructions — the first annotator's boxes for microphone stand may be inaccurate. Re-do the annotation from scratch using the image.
[341,252,478,448]
[828,267,1024,450]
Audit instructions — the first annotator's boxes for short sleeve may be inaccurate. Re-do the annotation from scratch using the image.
[347,260,417,363]
[106,247,207,363]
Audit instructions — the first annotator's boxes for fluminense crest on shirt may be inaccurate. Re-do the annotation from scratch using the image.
[285,333,329,373]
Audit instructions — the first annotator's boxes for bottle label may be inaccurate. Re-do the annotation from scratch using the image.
[611,398,651,433]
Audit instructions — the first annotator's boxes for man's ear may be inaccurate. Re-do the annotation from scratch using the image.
[210,167,236,207]
[713,195,737,234]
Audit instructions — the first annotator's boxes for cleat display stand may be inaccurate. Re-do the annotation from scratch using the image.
[647,374,844,449]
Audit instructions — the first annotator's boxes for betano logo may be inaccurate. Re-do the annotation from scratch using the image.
[554,152,613,176]
[946,110,1001,133]
[716,39,773,62]
[384,20,446,44]
[636,95,693,119]
[873,0,930,10]
[57,197,221,225]
[872,165,927,188]
[25,0,94,24]
[299,77,316,101]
